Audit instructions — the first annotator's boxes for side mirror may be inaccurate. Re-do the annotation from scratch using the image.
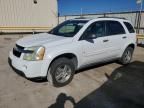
[88,33,97,39]
[79,32,97,41]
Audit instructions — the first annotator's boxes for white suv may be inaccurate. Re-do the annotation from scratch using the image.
[9,17,136,87]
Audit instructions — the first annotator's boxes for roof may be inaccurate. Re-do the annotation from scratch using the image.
[73,16,128,21]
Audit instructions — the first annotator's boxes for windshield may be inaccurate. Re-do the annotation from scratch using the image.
[49,20,88,37]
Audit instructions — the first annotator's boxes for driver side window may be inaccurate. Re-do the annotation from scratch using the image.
[82,21,105,39]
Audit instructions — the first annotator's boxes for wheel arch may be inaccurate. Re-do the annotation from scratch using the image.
[127,43,135,49]
[48,53,78,71]
[120,43,135,58]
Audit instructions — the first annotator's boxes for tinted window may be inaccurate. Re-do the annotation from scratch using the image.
[82,21,105,39]
[124,22,135,33]
[106,21,125,36]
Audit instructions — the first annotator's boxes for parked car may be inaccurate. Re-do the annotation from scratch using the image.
[9,17,136,87]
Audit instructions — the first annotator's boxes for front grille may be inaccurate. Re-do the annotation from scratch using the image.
[13,44,25,58]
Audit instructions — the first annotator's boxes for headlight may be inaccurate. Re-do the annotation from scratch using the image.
[23,46,45,61]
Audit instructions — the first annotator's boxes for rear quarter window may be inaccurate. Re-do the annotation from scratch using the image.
[124,22,135,33]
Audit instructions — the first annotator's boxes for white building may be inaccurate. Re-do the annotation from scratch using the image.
[0,0,58,33]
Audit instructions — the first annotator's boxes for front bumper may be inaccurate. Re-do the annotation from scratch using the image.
[9,51,49,78]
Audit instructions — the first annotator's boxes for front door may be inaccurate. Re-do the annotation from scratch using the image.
[79,21,111,65]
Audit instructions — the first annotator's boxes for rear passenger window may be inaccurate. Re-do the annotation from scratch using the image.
[106,21,125,36]
[124,22,135,33]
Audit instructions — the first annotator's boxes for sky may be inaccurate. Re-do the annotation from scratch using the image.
[58,0,143,16]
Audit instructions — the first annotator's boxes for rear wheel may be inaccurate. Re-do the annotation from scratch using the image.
[119,47,134,65]
[47,57,75,87]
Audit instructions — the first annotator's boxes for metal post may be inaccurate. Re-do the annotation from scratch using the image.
[32,29,35,35]
[138,0,143,33]
[58,13,60,25]
[81,8,83,17]
[104,13,106,17]
[140,0,143,13]
[65,16,66,21]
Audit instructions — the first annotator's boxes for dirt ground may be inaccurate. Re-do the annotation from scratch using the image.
[0,35,144,108]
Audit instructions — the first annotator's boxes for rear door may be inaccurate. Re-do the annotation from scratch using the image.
[105,20,127,58]
[123,21,136,44]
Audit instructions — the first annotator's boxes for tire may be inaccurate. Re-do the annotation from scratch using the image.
[119,47,134,65]
[47,57,75,87]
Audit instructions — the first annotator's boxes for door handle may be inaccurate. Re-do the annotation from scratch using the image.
[122,36,127,39]
[103,40,109,42]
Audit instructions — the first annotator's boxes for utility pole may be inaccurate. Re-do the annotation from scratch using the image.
[139,0,143,34]
[136,0,143,34]
[140,0,143,14]
[81,8,83,17]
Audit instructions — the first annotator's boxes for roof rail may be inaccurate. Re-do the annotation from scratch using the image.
[74,17,88,19]
[98,16,127,20]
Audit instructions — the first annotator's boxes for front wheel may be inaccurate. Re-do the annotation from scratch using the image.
[119,47,134,65]
[47,58,75,87]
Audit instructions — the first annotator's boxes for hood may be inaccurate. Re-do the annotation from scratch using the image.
[16,33,73,47]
